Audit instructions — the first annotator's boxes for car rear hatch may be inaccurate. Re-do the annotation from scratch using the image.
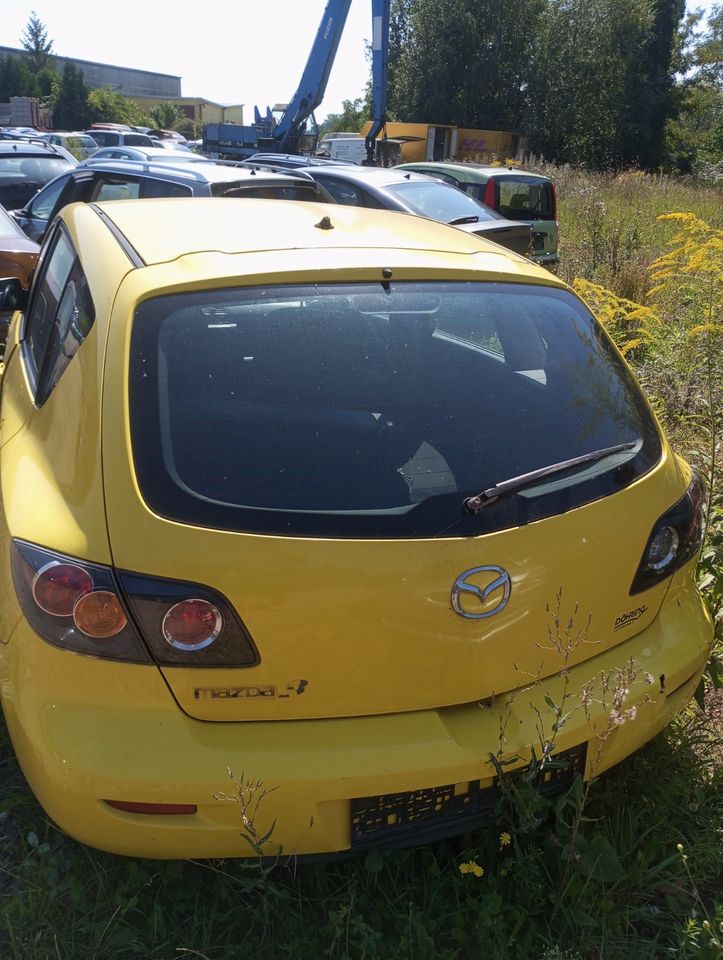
[453,217,532,257]
[494,175,558,260]
[102,274,680,723]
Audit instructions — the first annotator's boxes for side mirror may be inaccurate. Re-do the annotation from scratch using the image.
[0,278,28,313]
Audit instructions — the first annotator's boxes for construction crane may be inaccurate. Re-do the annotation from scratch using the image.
[202,0,389,163]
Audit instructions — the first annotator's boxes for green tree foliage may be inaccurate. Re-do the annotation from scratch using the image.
[694,2,723,85]
[386,0,686,169]
[20,11,54,74]
[53,62,90,131]
[149,101,184,129]
[322,97,367,133]
[87,86,137,125]
[0,54,34,101]
[387,0,544,129]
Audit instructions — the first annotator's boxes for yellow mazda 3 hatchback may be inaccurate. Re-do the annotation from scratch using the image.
[0,198,713,859]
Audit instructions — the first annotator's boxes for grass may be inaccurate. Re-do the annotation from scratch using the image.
[1,165,722,959]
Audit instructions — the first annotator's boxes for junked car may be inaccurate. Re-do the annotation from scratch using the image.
[0,139,76,211]
[259,163,534,257]
[0,197,712,859]
[395,162,560,267]
[9,159,332,243]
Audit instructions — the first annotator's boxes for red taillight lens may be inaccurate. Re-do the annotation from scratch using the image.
[162,599,222,650]
[103,800,197,815]
[483,180,496,210]
[73,590,128,638]
[32,562,93,616]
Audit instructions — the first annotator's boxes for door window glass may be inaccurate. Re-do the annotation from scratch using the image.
[23,226,95,404]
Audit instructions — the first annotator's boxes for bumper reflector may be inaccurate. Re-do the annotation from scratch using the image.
[103,800,197,816]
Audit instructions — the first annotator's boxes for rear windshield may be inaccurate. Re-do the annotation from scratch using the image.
[208,182,320,200]
[129,282,661,538]
[496,177,555,221]
[385,181,499,222]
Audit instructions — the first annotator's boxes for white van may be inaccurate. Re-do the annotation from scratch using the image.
[316,135,367,164]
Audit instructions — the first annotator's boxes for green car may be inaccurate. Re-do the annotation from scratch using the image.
[395,162,559,268]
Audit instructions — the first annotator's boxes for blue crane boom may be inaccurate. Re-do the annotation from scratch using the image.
[202,0,389,162]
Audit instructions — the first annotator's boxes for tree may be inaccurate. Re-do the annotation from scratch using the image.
[149,101,184,129]
[21,11,54,74]
[53,62,90,130]
[694,2,723,86]
[0,54,34,100]
[321,98,367,133]
[87,86,137,125]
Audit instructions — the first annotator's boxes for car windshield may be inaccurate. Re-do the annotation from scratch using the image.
[497,177,555,220]
[385,180,499,223]
[0,155,71,209]
[129,281,661,539]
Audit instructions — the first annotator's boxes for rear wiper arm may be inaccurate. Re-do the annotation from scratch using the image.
[448,215,479,225]
[463,442,639,515]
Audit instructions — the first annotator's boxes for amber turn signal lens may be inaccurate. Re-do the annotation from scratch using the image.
[73,590,128,638]
[32,562,93,617]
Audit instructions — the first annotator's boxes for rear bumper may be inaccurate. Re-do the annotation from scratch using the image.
[1,571,713,859]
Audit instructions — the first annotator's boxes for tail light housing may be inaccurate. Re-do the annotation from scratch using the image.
[629,475,707,595]
[12,540,259,666]
[12,541,148,662]
[483,180,497,210]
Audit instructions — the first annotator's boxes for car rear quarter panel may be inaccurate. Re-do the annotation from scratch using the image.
[0,204,135,568]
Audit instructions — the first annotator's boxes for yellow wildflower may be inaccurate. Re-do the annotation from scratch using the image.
[459,859,484,878]
[499,831,512,847]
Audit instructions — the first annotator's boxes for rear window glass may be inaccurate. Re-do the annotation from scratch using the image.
[129,282,661,539]
[208,182,319,200]
[497,177,554,221]
[386,180,495,222]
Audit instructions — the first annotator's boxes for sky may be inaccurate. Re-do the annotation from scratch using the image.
[1,1,719,121]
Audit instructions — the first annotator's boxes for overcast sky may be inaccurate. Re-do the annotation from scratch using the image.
[1,1,718,121]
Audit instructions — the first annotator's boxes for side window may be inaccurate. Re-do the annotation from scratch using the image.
[23,226,96,405]
[140,179,192,199]
[92,177,142,201]
[315,177,362,206]
[356,188,387,210]
[28,174,71,222]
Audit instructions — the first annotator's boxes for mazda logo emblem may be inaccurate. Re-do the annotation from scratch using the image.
[451,565,511,620]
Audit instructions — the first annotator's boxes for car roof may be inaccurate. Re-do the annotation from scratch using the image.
[76,157,316,185]
[0,139,76,161]
[296,165,437,187]
[89,147,203,161]
[396,162,553,181]
[68,197,561,280]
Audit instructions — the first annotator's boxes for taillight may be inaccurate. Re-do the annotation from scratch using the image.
[12,541,148,662]
[118,570,258,667]
[629,474,707,595]
[12,541,259,666]
[162,599,223,651]
[483,180,496,210]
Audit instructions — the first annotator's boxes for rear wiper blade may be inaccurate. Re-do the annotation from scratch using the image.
[448,215,479,225]
[463,442,639,515]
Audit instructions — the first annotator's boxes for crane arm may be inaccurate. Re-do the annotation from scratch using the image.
[365,0,390,163]
[273,0,354,151]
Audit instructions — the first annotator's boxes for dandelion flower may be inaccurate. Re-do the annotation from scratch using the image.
[499,831,512,847]
[459,859,484,878]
